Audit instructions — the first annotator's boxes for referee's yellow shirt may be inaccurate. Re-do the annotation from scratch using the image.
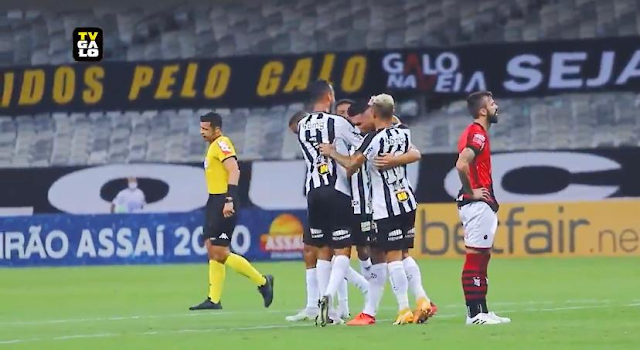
[204,135,237,195]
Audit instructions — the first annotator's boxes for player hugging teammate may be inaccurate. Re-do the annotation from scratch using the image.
[292,79,434,326]
[292,80,510,327]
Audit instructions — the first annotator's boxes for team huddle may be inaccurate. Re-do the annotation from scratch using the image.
[288,81,510,326]
[190,79,510,326]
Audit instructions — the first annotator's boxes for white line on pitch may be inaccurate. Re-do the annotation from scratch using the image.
[0,299,621,328]
[1,303,639,345]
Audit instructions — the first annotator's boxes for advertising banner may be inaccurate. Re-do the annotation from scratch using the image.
[413,201,640,258]
[2,148,638,215]
[0,209,307,267]
[1,37,638,114]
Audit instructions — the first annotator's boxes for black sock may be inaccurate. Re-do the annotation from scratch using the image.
[466,300,483,318]
[480,300,489,314]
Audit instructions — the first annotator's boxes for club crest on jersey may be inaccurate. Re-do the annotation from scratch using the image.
[472,133,486,148]
[395,190,409,202]
[317,163,329,175]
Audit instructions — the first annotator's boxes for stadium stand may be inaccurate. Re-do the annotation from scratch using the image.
[0,92,638,167]
[0,0,639,166]
[0,0,638,65]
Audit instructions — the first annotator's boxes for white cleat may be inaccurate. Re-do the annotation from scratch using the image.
[338,310,351,320]
[466,313,502,325]
[488,311,511,323]
[285,309,317,322]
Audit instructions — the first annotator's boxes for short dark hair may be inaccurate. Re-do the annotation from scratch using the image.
[336,98,355,108]
[288,110,307,127]
[200,112,222,128]
[467,91,493,118]
[347,100,368,117]
[307,80,332,105]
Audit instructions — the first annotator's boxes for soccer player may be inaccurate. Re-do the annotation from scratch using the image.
[320,94,420,325]
[373,116,437,323]
[455,91,510,325]
[287,109,369,323]
[297,80,364,327]
[190,112,274,311]
[286,110,321,322]
[332,98,370,319]
[335,98,355,118]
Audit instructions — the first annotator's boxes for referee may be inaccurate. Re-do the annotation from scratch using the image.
[190,112,274,311]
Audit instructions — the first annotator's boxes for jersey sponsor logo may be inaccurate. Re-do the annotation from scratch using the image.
[360,221,372,232]
[388,229,403,241]
[310,228,323,239]
[301,120,325,130]
[217,139,233,156]
[332,229,350,240]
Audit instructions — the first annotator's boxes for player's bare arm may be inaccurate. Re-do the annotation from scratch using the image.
[455,148,490,201]
[318,143,366,177]
[374,144,421,170]
[222,157,240,218]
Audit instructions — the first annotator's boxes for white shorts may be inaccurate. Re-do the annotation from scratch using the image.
[458,202,498,249]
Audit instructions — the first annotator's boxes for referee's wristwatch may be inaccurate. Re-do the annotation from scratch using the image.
[225,197,234,203]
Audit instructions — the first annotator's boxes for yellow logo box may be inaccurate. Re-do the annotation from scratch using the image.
[412,201,640,258]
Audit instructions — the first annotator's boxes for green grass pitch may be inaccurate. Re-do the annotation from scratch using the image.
[1,257,639,349]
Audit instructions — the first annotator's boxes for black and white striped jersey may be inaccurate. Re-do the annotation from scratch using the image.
[297,112,364,196]
[358,124,418,221]
[349,142,372,216]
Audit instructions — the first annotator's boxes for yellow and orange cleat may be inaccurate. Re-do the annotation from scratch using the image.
[393,308,414,325]
[413,297,433,324]
[428,301,438,317]
[347,312,376,326]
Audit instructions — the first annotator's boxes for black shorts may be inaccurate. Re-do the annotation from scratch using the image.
[372,211,416,252]
[204,194,237,247]
[351,213,372,247]
[306,187,352,249]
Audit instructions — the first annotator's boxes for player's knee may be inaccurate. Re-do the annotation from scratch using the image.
[369,247,385,264]
[208,245,230,263]
[334,247,351,257]
[385,250,403,262]
[317,246,333,260]
[303,245,317,268]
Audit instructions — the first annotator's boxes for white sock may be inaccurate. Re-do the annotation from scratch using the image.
[324,255,349,298]
[402,257,428,301]
[360,258,372,278]
[305,268,319,310]
[346,266,369,295]
[388,261,410,311]
[363,263,387,317]
[316,259,332,306]
[337,278,349,316]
